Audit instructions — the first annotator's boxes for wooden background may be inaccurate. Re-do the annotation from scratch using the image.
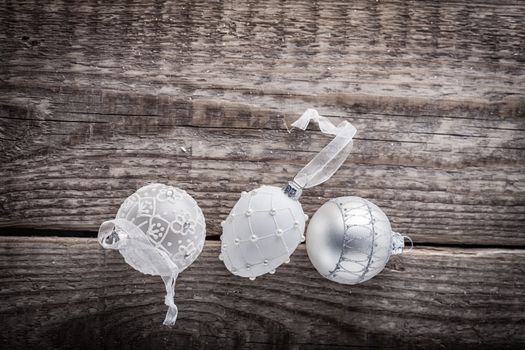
[1,0,524,348]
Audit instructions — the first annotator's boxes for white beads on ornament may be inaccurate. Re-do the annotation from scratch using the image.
[220,186,306,279]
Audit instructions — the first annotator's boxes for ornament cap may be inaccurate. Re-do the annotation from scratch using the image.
[391,231,404,255]
[282,180,303,200]
[391,232,413,255]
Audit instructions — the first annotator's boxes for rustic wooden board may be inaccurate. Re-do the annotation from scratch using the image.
[0,237,524,349]
[2,90,524,245]
[1,0,524,245]
[1,2,524,349]
[0,0,525,246]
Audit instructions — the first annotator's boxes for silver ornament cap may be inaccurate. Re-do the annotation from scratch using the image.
[306,196,408,285]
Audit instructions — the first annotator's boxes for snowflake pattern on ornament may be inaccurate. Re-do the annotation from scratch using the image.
[115,183,205,271]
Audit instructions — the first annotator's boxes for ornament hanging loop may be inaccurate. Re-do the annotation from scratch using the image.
[288,109,357,190]
[404,235,414,252]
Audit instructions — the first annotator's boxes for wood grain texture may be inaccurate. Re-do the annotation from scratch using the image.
[1,0,525,245]
[0,237,523,349]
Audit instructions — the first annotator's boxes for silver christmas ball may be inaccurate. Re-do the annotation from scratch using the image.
[306,196,403,284]
[221,185,306,279]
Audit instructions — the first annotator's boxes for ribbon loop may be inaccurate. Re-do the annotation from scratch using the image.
[290,109,357,190]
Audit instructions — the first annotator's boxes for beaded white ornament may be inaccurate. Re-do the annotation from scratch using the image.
[220,185,307,279]
[98,183,205,325]
[220,109,357,279]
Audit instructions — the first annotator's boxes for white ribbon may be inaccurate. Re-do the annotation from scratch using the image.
[98,218,181,326]
[161,273,179,326]
[291,109,357,189]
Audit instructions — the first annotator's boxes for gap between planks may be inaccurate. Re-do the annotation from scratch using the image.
[1,230,525,251]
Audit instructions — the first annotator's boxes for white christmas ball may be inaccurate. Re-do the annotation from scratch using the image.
[306,196,396,284]
[220,185,306,279]
[99,183,206,275]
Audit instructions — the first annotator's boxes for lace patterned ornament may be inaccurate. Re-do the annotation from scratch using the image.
[306,196,411,284]
[220,109,357,279]
[98,183,205,325]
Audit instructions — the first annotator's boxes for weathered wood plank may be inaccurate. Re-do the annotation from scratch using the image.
[1,0,524,97]
[0,237,523,349]
[1,0,524,245]
[1,91,524,244]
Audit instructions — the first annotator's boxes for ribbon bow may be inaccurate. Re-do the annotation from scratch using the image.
[290,109,357,190]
